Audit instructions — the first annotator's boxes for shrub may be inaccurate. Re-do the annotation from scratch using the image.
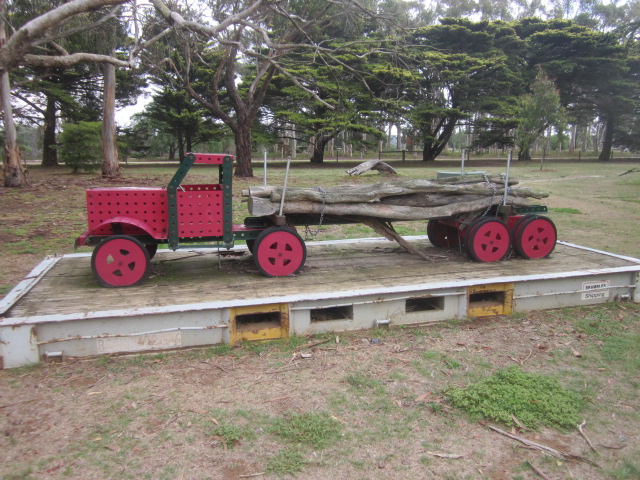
[58,122,102,173]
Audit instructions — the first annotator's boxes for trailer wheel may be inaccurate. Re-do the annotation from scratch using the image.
[92,235,150,287]
[466,217,510,262]
[513,215,557,259]
[427,219,460,248]
[253,226,306,277]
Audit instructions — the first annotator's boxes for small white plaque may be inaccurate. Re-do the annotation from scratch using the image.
[97,331,182,354]
[581,280,610,301]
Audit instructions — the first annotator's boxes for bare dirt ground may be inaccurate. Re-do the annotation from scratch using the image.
[2,303,639,480]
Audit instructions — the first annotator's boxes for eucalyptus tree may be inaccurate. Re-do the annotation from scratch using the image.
[149,0,382,177]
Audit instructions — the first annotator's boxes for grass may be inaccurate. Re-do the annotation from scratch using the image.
[268,411,342,449]
[446,366,586,430]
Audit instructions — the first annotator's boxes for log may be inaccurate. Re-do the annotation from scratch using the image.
[260,180,543,204]
[247,194,533,220]
[346,158,397,175]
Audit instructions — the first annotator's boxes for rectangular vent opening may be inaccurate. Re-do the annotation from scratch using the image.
[310,305,353,323]
[236,311,281,332]
[469,291,505,308]
[405,296,445,313]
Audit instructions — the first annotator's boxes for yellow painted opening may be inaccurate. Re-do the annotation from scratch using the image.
[467,283,514,317]
[230,304,289,344]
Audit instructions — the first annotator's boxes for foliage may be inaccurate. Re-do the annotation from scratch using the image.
[209,423,253,448]
[447,366,585,430]
[515,69,563,160]
[57,122,103,173]
[269,411,342,449]
[266,447,307,475]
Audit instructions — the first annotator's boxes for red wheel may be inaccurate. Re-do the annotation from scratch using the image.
[254,226,306,277]
[92,235,150,287]
[427,219,460,248]
[466,217,510,262]
[513,215,557,259]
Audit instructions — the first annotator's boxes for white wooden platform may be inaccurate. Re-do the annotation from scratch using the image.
[1,236,639,368]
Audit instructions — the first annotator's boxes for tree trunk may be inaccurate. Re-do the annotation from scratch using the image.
[1,71,29,186]
[177,131,185,163]
[422,117,457,161]
[310,133,328,164]
[598,112,614,162]
[42,94,58,166]
[101,62,120,177]
[234,123,253,177]
[518,147,532,161]
[1,0,29,187]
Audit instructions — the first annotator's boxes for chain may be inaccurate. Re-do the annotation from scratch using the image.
[480,173,498,218]
[304,186,327,239]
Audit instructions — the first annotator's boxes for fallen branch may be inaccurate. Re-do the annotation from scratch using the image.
[346,158,397,176]
[488,425,600,467]
[0,397,39,409]
[527,461,552,480]
[578,420,598,453]
[423,451,464,459]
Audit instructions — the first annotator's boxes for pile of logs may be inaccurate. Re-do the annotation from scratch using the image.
[243,174,548,221]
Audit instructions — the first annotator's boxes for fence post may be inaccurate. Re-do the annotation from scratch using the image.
[402,150,406,162]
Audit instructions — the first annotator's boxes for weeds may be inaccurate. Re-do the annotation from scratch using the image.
[269,411,341,449]
[446,366,585,430]
[266,447,307,475]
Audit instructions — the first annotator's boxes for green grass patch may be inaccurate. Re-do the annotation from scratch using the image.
[269,411,341,449]
[209,423,254,448]
[601,333,640,370]
[610,458,640,480]
[266,447,307,475]
[446,366,585,431]
[549,207,582,214]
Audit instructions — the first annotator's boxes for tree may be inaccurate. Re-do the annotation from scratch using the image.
[517,18,637,161]
[0,0,132,186]
[149,0,382,177]
[515,69,562,160]
[403,18,526,161]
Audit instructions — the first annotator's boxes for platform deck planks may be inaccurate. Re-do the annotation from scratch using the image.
[4,238,638,320]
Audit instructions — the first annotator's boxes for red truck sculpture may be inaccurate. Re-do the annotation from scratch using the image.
[76,152,557,287]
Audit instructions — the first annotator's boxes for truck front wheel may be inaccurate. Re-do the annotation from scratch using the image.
[91,235,150,287]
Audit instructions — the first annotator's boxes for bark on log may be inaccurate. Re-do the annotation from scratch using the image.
[248,195,533,220]
[243,176,523,200]
[259,181,542,205]
[346,158,397,175]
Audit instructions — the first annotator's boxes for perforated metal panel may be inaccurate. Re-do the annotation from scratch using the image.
[86,188,168,238]
[177,184,224,237]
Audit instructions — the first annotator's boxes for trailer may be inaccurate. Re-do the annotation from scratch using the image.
[75,152,557,287]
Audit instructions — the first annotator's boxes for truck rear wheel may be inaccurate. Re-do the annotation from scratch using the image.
[91,235,150,287]
[253,226,306,277]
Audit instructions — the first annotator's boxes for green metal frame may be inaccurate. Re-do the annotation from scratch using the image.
[166,153,235,250]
